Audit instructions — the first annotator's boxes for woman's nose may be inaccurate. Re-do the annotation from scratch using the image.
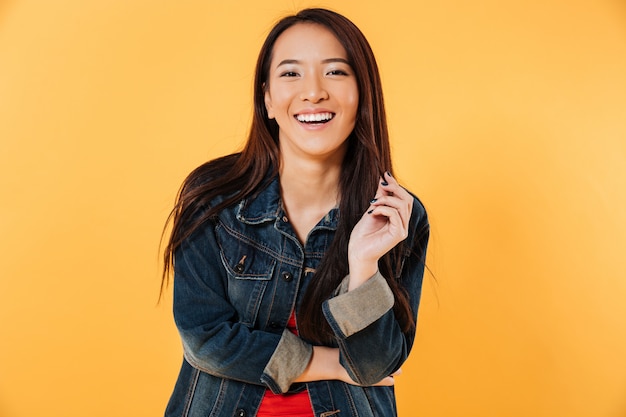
[300,75,329,102]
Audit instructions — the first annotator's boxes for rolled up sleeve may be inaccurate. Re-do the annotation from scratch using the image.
[261,329,313,394]
[322,271,394,339]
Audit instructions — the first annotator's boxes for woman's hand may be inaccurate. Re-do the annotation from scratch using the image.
[347,172,413,290]
[294,346,400,386]
[337,363,402,387]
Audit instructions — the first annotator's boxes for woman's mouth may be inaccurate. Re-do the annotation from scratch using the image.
[295,112,335,124]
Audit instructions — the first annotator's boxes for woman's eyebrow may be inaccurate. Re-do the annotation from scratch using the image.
[276,57,350,67]
[322,58,350,65]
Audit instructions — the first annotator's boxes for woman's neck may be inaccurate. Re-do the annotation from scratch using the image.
[279,159,341,243]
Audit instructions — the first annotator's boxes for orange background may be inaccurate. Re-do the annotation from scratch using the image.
[1,1,625,416]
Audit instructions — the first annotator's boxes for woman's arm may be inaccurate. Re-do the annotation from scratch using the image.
[322,174,430,385]
[293,345,397,386]
[172,222,312,394]
[174,220,400,393]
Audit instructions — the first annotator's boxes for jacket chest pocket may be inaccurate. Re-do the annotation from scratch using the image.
[219,241,276,327]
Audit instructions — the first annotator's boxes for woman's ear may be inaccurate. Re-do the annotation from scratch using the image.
[263,83,275,119]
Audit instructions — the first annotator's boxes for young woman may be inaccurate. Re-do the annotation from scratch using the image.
[162,8,429,417]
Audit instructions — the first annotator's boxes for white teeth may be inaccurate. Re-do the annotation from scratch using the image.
[296,112,334,123]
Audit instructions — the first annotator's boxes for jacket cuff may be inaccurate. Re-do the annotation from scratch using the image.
[261,329,312,394]
[323,271,394,338]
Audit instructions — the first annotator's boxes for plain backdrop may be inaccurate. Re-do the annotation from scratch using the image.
[1,1,625,416]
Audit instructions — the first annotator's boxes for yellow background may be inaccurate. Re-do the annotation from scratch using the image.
[1,0,625,416]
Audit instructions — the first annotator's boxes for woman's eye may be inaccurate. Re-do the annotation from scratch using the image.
[280,71,299,77]
[327,69,348,76]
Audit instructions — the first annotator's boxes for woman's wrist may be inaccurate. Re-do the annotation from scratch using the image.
[347,261,378,291]
[294,346,341,382]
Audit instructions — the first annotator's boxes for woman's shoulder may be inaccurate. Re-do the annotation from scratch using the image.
[406,190,429,246]
[406,189,428,222]
[176,153,244,224]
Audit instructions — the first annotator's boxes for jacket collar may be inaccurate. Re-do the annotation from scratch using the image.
[236,175,339,229]
[236,176,283,224]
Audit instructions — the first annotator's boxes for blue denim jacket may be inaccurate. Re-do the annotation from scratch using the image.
[165,175,429,417]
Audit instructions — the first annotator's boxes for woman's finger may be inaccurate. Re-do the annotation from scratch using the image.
[368,205,408,241]
[369,189,412,233]
[380,173,412,202]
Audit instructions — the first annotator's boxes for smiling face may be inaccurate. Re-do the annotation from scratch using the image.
[264,23,359,165]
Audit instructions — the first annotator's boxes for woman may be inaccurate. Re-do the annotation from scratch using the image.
[162,8,429,417]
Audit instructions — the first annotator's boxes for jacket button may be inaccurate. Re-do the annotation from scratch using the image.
[235,409,246,417]
[234,263,244,273]
[282,271,293,282]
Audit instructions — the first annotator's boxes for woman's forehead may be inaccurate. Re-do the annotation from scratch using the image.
[270,23,348,65]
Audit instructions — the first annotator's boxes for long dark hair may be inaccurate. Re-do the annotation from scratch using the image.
[162,8,415,344]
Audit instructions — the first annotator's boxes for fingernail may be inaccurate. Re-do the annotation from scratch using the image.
[381,180,389,186]
[367,209,374,214]
[386,171,392,177]
[370,198,377,203]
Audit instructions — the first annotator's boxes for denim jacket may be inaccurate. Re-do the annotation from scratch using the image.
[165,175,429,417]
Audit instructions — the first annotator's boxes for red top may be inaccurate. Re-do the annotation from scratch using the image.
[256,312,314,417]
